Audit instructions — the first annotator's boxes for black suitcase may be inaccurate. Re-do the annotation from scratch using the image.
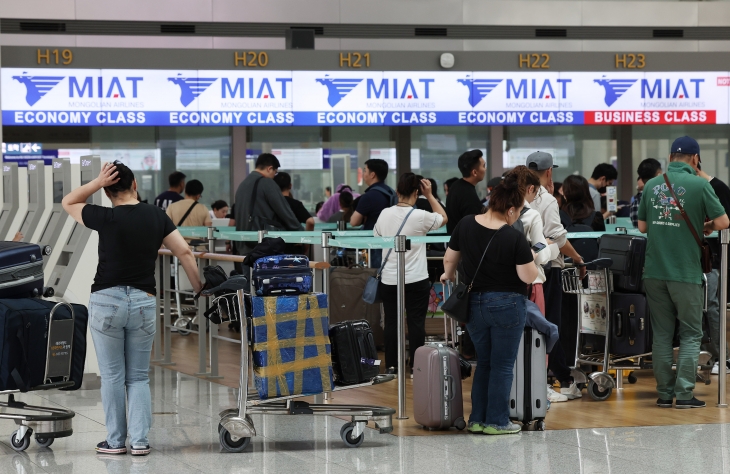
[598,234,647,293]
[0,242,44,299]
[329,267,384,347]
[610,293,651,356]
[329,320,380,385]
[0,298,87,391]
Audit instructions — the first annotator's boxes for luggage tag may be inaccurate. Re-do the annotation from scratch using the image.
[360,357,381,367]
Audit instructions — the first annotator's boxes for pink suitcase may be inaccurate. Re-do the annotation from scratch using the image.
[412,343,466,430]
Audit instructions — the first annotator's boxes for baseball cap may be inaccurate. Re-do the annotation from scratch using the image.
[526,151,558,171]
[671,136,701,161]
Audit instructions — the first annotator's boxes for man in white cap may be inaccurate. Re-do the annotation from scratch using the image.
[527,151,585,403]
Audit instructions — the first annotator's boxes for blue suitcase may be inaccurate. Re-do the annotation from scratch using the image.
[252,254,313,296]
[0,242,44,299]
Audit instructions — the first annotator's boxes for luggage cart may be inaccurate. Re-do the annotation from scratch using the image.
[561,258,653,401]
[204,285,396,453]
[1,302,77,451]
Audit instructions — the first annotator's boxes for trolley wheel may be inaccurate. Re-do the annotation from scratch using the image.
[174,319,191,336]
[10,430,31,452]
[534,420,546,431]
[705,378,712,385]
[35,437,54,448]
[588,379,613,401]
[340,423,364,448]
[627,372,638,384]
[218,428,250,453]
[454,417,466,431]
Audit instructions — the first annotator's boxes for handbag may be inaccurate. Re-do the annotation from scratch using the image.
[441,224,505,323]
[362,208,416,304]
[663,173,713,274]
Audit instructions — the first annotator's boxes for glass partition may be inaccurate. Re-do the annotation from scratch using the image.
[329,127,395,198]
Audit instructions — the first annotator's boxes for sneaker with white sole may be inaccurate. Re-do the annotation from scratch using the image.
[560,383,583,400]
[547,385,568,402]
[483,422,522,435]
[711,361,730,375]
[131,445,150,456]
[96,441,127,455]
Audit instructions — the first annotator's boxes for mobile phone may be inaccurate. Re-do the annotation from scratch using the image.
[532,242,547,253]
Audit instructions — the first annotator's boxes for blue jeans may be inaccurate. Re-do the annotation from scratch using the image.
[467,291,526,427]
[90,286,156,448]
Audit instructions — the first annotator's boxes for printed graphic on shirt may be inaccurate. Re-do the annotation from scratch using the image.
[649,182,687,227]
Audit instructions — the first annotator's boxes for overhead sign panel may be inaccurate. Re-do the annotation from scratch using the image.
[2,68,728,126]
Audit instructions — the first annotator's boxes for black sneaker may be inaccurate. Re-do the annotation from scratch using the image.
[675,397,706,409]
[656,398,673,408]
[131,445,150,456]
[96,441,127,454]
[386,367,396,375]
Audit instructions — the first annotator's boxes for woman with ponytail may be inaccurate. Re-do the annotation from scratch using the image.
[441,174,538,435]
[374,172,448,375]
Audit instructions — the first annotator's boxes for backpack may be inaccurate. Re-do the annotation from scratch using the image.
[560,210,600,262]
[372,185,397,206]
[511,207,531,234]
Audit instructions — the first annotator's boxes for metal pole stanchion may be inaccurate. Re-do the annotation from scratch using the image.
[162,254,175,366]
[152,255,163,362]
[719,228,729,407]
[207,227,223,379]
[395,234,408,420]
[321,231,332,401]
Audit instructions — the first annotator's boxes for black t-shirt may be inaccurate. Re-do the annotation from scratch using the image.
[445,179,483,235]
[448,215,534,295]
[355,182,395,231]
[154,190,183,211]
[285,195,312,224]
[82,203,177,295]
[709,177,730,268]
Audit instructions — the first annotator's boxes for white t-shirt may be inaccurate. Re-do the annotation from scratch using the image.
[373,205,444,285]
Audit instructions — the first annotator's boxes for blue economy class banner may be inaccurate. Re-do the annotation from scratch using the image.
[2,68,727,126]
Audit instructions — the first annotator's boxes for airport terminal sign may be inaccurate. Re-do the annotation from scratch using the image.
[2,68,728,126]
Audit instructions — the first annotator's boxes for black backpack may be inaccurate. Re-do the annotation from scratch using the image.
[560,210,599,262]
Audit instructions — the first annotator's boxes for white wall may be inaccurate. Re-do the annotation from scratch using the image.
[3,0,730,26]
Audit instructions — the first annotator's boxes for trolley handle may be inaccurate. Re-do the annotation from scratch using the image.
[573,257,613,270]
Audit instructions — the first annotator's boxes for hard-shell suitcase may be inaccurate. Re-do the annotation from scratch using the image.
[413,343,466,430]
[329,320,380,385]
[509,327,548,429]
[610,292,652,356]
[329,267,384,347]
[598,234,647,293]
[252,254,312,296]
[0,242,44,299]
[0,298,87,391]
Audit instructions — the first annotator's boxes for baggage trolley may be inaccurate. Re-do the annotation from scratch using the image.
[561,258,653,401]
[1,302,77,451]
[204,283,396,453]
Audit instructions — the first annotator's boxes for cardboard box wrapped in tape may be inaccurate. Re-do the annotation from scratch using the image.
[250,293,334,399]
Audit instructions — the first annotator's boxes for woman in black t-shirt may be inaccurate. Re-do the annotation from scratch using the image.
[441,174,537,436]
[62,161,202,456]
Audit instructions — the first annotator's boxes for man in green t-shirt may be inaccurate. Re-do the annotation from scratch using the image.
[638,136,729,409]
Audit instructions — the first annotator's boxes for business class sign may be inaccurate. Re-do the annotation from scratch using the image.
[3,68,728,126]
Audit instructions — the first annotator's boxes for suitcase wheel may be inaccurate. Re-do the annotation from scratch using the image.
[340,422,365,448]
[534,420,545,431]
[454,418,466,430]
[10,430,31,452]
[627,372,638,384]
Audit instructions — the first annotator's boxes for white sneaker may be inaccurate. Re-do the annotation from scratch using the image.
[711,361,730,375]
[561,383,583,400]
[547,385,568,402]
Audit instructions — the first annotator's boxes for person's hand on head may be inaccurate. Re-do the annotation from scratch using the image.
[95,162,120,188]
[546,179,554,195]
[420,179,432,197]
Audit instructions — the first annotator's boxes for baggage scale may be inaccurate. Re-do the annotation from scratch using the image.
[203,281,396,453]
[0,302,77,451]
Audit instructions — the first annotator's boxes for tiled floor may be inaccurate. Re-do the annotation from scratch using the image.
[2,366,730,473]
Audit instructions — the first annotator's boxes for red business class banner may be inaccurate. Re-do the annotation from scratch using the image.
[584,110,716,125]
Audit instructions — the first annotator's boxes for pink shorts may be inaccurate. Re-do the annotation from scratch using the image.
[529,283,546,315]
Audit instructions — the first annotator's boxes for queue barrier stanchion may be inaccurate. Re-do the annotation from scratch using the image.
[720,228,729,408]
[162,253,175,366]
[207,227,223,379]
[152,253,164,363]
[395,234,408,420]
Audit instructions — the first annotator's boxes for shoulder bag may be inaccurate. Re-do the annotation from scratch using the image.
[247,175,285,232]
[663,173,713,273]
[362,207,416,304]
[177,201,199,227]
[441,224,505,323]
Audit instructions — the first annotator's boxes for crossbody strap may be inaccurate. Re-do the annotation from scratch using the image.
[247,175,263,223]
[177,201,199,227]
[663,173,704,249]
[466,223,506,292]
[376,207,416,278]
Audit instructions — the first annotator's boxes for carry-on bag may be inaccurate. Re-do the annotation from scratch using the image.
[252,254,313,296]
[412,343,466,430]
[610,292,652,356]
[509,327,548,428]
[329,320,380,385]
[598,234,647,293]
[0,298,87,391]
[0,242,44,299]
[329,267,384,347]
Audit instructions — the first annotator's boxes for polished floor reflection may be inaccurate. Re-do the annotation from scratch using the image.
[0,366,729,473]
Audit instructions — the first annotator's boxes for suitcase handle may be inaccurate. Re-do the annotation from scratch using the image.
[261,276,303,284]
[444,374,456,401]
[628,304,637,346]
